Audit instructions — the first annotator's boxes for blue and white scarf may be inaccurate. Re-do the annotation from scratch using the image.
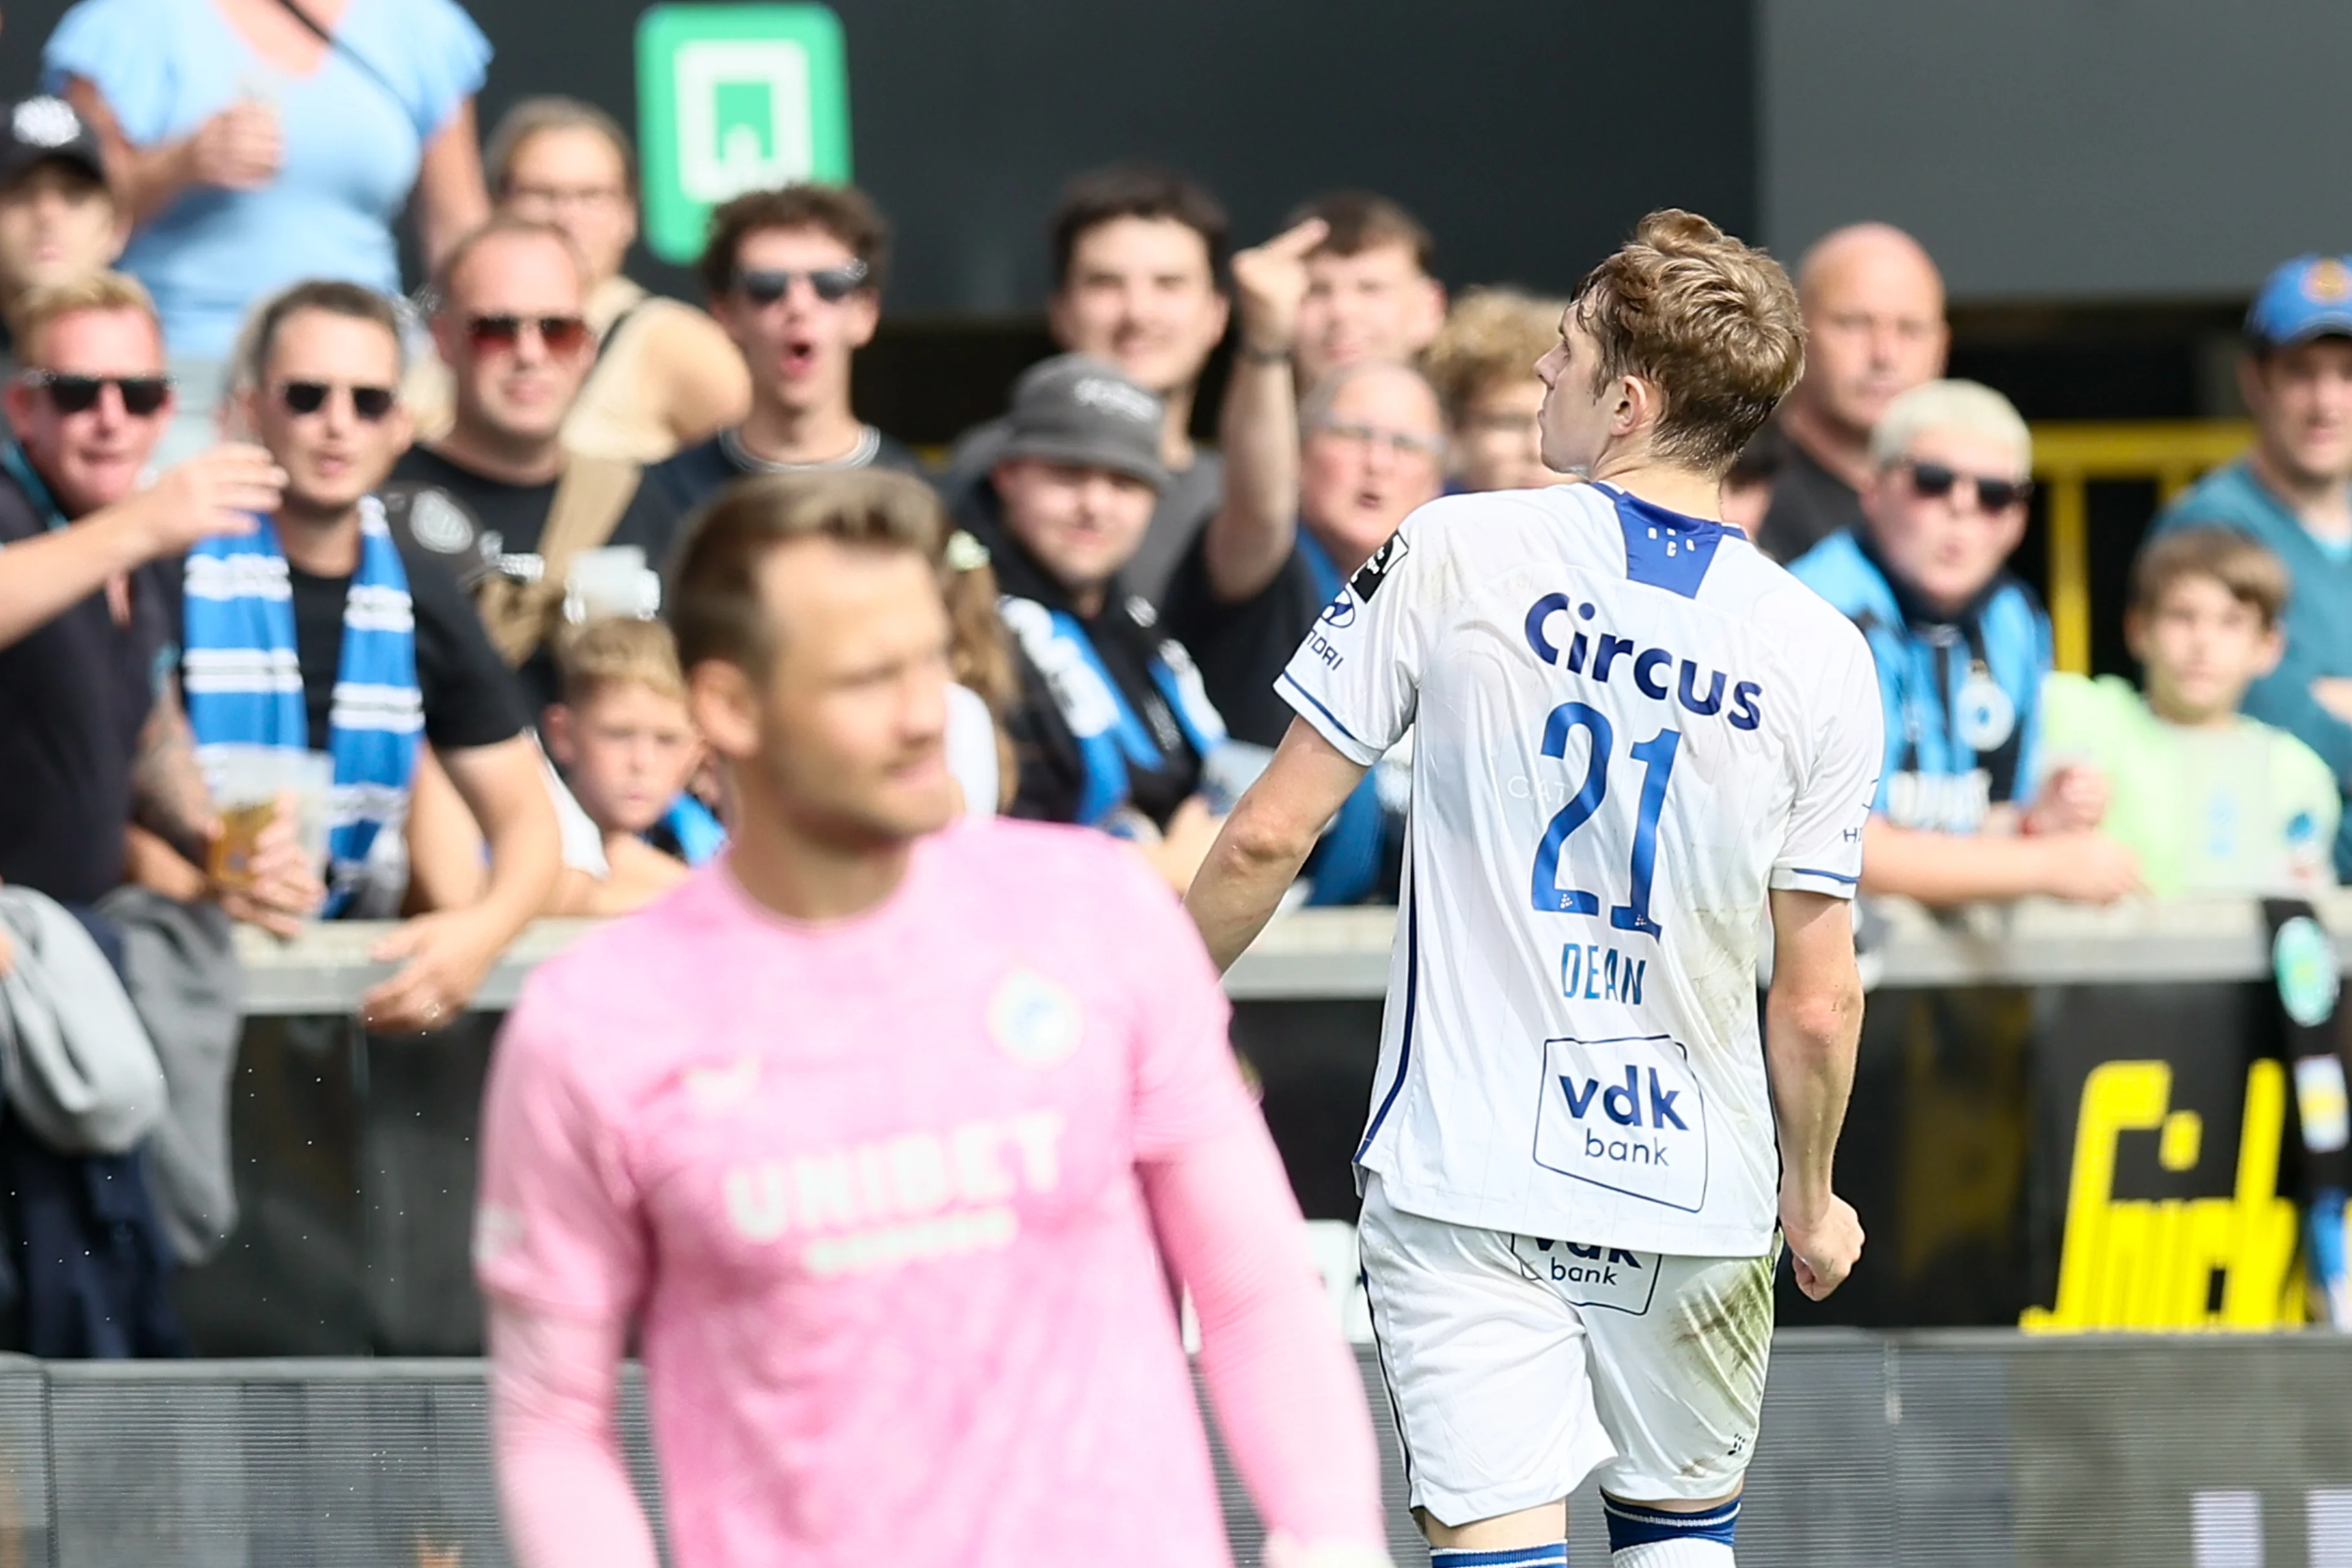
[181,497,422,917]
[998,595,1228,829]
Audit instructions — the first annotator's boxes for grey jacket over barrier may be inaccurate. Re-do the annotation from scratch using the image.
[96,888,245,1263]
[0,888,165,1156]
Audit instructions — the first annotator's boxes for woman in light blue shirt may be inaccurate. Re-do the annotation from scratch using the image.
[43,0,491,459]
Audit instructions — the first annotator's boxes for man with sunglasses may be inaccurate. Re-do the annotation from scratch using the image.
[179,279,562,1035]
[0,270,311,926]
[388,217,674,708]
[1790,379,2141,904]
[643,183,925,528]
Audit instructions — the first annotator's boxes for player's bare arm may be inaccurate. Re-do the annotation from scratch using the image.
[1186,716,1368,971]
[1763,886,1867,1299]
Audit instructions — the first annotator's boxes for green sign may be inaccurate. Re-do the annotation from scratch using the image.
[636,5,851,265]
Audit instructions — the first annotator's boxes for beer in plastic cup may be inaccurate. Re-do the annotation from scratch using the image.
[202,746,333,891]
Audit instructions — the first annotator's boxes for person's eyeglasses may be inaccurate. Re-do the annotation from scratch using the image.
[20,371,173,417]
[464,314,592,356]
[735,260,870,306]
[276,381,398,421]
[505,183,628,212]
[1314,418,1447,462]
[1901,459,2032,513]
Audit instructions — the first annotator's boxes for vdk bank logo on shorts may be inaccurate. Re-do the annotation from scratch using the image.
[1532,1034,1708,1212]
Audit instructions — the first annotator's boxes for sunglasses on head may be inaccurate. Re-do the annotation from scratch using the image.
[276,381,398,421]
[1902,459,2032,513]
[734,260,869,306]
[21,370,172,417]
[464,314,591,355]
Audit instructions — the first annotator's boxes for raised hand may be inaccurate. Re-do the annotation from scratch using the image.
[127,443,286,555]
[1229,218,1330,358]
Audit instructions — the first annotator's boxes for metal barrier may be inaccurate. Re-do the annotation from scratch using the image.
[6,1333,2352,1566]
[2031,420,2252,676]
[188,892,2352,1354]
[227,891,2352,1011]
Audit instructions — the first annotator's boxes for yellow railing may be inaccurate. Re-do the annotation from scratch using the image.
[2032,420,2253,674]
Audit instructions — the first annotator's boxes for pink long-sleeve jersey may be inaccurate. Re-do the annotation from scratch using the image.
[474,816,1384,1567]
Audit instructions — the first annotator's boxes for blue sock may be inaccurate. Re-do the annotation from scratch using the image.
[1604,1496,1738,1563]
[1432,1546,1569,1568]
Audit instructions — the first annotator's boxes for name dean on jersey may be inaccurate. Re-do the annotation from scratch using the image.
[1523,593,1762,730]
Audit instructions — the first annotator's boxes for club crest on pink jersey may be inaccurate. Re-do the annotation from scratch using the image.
[989,969,1081,1066]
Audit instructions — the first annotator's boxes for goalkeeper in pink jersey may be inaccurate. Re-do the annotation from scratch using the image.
[472,468,1389,1568]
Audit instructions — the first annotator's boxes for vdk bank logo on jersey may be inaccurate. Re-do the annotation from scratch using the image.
[1532,1033,1708,1212]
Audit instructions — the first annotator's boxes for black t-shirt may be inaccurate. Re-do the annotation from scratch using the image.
[968,490,1202,829]
[643,425,933,525]
[0,462,175,905]
[385,444,680,573]
[278,529,529,755]
[1755,434,1864,567]
[1159,527,1325,750]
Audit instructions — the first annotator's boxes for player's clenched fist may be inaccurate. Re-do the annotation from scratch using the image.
[127,443,286,555]
[1780,1189,1863,1300]
[1229,217,1329,357]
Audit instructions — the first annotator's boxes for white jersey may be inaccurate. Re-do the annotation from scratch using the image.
[1280,483,1883,1255]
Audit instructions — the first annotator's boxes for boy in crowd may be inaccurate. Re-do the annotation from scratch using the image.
[2043,526,2337,894]
[0,96,122,382]
[2153,255,2352,879]
[944,165,1232,608]
[1790,379,2141,905]
[541,617,714,916]
[643,184,926,522]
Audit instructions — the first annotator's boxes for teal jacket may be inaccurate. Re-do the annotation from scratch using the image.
[2152,458,2352,873]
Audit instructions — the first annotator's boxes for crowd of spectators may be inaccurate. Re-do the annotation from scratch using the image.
[0,0,2349,1357]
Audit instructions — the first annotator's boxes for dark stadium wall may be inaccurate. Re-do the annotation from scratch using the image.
[0,0,1760,314]
[1760,0,2352,303]
[1,0,1755,436]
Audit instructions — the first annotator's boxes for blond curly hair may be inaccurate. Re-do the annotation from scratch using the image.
[1423,287,1566,428]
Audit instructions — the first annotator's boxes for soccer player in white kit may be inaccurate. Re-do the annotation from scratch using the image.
[1187,211,1882,1566]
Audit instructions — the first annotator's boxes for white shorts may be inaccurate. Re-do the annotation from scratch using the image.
[1358,1174,1776,1527]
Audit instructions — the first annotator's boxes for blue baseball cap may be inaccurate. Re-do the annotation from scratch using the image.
[2246,255,2352,349]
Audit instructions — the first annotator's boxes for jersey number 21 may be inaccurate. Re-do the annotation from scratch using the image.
[1528,701,1680,939]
